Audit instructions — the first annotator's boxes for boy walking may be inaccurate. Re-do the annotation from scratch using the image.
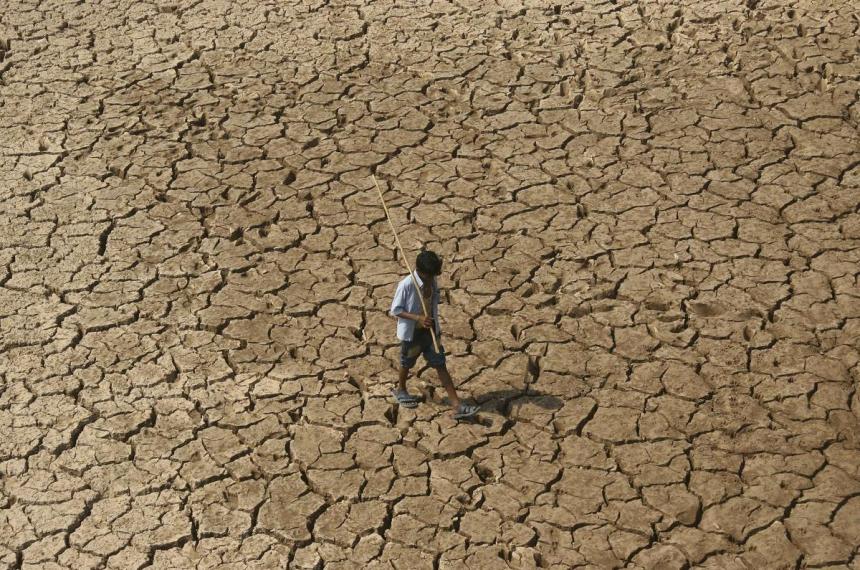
[389,250,479,419]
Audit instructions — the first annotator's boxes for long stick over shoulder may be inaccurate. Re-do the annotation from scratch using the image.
[373,175,441,353]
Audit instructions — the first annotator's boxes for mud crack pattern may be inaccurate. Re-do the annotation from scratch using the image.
[1,0,859,568]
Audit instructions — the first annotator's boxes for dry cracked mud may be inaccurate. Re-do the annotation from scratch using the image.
[1,0,859,568]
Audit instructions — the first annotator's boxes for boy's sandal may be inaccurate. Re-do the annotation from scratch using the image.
[453,403,479,420]
[391,389,419,408]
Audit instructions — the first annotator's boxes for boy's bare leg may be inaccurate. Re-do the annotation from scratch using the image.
[435,366,461,410]
[397,366,409,393]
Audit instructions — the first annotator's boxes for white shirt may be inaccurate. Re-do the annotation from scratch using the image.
[389,272,441,341]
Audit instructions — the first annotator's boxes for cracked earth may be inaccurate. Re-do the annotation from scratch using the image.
[1,0,859,568]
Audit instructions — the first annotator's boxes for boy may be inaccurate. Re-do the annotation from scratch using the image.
[389,250,479,420]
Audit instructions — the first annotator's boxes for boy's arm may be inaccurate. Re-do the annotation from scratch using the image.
[396,311,433,328]
[396,311,426,321]
[390,281,432,325]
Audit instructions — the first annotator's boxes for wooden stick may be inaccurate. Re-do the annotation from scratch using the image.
[373,174,441,353]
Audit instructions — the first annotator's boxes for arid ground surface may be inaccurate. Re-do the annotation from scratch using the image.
[1,0,859,568]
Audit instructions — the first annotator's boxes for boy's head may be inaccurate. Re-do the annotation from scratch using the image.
[415,250,442,279]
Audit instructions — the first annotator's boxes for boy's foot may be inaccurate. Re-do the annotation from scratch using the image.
[453,402,479,420]
[391,389,419,408]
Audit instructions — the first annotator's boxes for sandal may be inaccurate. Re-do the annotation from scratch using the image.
[392,389,419,408]
[453,402,479,420]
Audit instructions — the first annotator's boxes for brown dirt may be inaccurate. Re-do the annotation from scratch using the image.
[1,1,859,568]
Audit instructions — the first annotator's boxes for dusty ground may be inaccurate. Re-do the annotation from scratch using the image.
[1,0,859,568]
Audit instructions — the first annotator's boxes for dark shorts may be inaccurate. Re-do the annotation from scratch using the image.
[400,328,446,369]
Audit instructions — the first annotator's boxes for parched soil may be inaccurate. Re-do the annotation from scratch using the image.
[1,0,859,568]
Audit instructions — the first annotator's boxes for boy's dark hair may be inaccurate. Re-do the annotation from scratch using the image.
[415,250,442,276]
